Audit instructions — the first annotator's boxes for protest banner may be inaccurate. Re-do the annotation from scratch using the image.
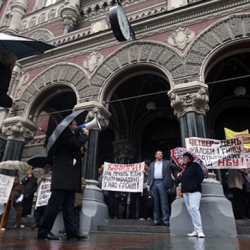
[35,177,51,207]
[0,174,14,203]
[101,162,144,192]
[185,137,247,169]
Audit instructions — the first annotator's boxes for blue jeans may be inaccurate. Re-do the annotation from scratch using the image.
[183,192,203,233]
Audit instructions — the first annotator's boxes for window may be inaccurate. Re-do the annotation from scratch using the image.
[44,0,56,7]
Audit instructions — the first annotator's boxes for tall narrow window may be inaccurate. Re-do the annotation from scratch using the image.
[44,0,56,7]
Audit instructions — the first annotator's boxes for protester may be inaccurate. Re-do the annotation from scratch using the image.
[138,159,153,220]
[0,50,17,108]
[177,152,205,238]
[228,168,249,219]
[31,164,52,229]
[147,150,181,226]
[37,121,89,241]
[108,191,120,219]
[21,170,37,217]
[1,174,25,230]
[98,165,109,213]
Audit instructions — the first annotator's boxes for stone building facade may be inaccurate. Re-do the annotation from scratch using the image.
[0,0,250,181]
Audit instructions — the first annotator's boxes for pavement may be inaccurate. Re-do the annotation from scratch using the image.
[1,228,250,250]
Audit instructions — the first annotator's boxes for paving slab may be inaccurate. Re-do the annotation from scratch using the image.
[1,228,250,250]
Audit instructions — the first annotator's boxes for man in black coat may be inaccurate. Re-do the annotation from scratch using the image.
[37,120,89,241]
[0,50,17,108]
[147,150,181,226]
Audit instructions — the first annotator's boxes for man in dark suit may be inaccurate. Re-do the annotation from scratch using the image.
[37,120,89,241]
[147,150,181,226]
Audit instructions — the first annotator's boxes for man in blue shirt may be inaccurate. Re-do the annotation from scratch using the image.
[147,150,181,226]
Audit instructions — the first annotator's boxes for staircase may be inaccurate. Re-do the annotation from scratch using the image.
[97,219,169,235]
[97,218,250,236]
[235,219,250,235]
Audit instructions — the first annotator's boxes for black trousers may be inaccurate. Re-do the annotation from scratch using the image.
[38,189,78,237]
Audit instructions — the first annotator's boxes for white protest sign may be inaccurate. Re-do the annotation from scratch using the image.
[0,174,14,203]
[101,162,144,193]
[185,137,247,169]
[35,177,51,207]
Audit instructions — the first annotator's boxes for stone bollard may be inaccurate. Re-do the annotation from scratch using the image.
[170,172,237,237]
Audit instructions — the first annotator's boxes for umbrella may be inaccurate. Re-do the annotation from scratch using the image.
[0,32,55,59]
[0,160,30,176]
[46,109,88,156]
[170,147,208,176]
[27,153,49,168]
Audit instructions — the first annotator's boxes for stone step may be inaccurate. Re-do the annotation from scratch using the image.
[97,219,250,236]
[97,220,169,234]
[235,219,250,235]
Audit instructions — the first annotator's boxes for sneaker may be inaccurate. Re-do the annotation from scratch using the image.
[147,217,152,221]
[1,228,6,231]
[139,217,145,220]
[20,225,25,228]
[187,231,198,237]
[198,232,205,238]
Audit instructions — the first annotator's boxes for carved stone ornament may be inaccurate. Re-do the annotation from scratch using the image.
[83,51,104,72]
[62,17,76,32]
[85,107,109,129]
[2,121,35,142]
[113,139,137,161]
[168,27,195,49]
[169,87,209,118]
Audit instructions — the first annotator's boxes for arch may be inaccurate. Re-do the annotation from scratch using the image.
[184,13,250,83]
[28,29,54,42]
[91,40,183,103]
[18,63,89,118]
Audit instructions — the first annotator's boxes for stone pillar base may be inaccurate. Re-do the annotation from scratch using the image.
[79,180,109,234]
[170,173,237,237]
[52,180,109,235]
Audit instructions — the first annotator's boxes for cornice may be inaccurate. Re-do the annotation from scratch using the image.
[19,0,250,69]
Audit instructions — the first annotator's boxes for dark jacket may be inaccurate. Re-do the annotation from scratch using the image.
[51,127,88,192]
[0,62,13,108]
[147,159,181,189]
[181,161,204,193]
[21,176,37,198]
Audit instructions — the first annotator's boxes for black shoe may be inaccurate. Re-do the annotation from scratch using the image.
[37,232,62,240]
[152,223,160,226]
[164,222,170,226]
[67,233,89,240]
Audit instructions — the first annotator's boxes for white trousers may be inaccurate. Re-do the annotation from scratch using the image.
[183,192,203,233]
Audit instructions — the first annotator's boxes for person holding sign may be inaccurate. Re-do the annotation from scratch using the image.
[147,150,182,226]
[177,152,205,238]
[1,174,24,230]
[31,164,52,230]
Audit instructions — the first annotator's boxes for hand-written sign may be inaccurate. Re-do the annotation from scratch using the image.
[35,177,51,207]
[185,137,247,169]
[102,162,144,193]
[0,174,14,203]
